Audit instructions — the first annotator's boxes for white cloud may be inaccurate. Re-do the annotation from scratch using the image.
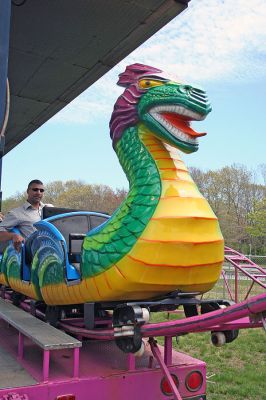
[129,0,266,83]
[51,75,123,124]
[50,0,266,125]
[51,97,110,124]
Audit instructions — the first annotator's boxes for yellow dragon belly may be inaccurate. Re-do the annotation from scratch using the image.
[87,135,224,301]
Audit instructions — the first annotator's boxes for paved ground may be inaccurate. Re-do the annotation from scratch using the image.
[0,342,36,389]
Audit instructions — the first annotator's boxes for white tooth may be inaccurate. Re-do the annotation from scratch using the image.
[149,105,204,121]
[149,107,201,146]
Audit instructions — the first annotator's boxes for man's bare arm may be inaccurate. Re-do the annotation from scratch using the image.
[0,231,24,251]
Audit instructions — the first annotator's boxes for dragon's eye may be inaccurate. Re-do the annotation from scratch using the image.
[138,79,165,89]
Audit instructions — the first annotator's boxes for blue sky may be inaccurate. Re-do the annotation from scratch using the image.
[2,0,266,199]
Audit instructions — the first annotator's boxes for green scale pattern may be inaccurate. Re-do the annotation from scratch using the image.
[82,126,161,279]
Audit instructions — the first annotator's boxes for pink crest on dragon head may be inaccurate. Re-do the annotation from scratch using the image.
[117,63,163,87]
[110,63,164,146]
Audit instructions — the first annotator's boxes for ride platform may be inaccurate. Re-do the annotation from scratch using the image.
[0,247,265,400]
[0,317,206,400]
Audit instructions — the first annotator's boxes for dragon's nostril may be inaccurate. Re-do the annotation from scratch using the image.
[179,85,191,94]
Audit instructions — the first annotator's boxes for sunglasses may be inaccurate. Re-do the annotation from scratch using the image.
[31,188,45,192]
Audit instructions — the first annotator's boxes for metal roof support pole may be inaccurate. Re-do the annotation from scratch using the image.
[0,0,11,211]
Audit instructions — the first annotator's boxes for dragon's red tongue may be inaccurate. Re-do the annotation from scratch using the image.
[161,112,206,137]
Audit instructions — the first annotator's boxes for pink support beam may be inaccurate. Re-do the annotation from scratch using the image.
[73,347,80,378]
[127,352,136,371]
[164,336,172,366]
[221,269,234,302]
[149,338,182,400]
[18,332,24,360]
[235,268,239,303]
[245,281,255,300]
[42,350,50,382]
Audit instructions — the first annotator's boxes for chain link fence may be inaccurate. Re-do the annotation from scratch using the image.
[203,255,266,302]
[243,255,266,267]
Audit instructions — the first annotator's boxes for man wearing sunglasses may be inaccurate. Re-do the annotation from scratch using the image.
[0,179,51,251]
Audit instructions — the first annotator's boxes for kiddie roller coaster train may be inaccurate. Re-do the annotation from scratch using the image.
[0,64,265,400]
[0,63,224,304]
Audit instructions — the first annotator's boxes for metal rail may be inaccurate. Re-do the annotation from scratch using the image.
[58,292,266,340]
[224,246,266,302]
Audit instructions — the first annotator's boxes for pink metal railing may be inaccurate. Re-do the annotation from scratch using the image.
[224,246,266,302]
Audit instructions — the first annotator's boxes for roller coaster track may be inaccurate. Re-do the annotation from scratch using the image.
[1,247,265,343]
[224,246,266,302]
[57,292,266,340]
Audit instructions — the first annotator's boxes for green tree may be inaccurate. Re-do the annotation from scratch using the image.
[2,180,127,216]
[246,199,266,254]
[2,192,25,213]
[190,164,265,253]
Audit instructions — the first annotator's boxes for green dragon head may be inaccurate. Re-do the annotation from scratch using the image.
[110,63,211,153]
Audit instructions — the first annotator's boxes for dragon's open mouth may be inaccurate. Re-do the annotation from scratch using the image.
[149,105,206,145]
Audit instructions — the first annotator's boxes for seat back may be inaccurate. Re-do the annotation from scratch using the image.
[42,206,78,219]
[90,214,109,230]
[44,210,110,266]
[49,214,91,253]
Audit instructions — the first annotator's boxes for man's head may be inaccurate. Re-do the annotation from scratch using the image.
[27,179,44,206]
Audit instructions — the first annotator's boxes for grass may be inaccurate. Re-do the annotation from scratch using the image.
[150,312,266,400]
[204,273,265,303]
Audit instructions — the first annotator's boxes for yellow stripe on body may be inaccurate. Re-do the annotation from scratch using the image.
[160,180,203,199]
[152,196,217,219]
[144,137,193,183]
[41,273,103,305]
[128,240,223,266]
[116,255,222,286]
[100,256,222,300]
[90,266,126,301]
[160,170,194,182]
[155,158,188,172]
[141,217,222,243]
[8,277,40,300]
[95,259,179,300]
[0,273,8,286]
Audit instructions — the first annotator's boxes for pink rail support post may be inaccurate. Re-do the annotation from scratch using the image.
[73,347,80,378]
[149,338,183,400]
[42,350,50,382]
[164,336,172,366]
[18,332,24,360]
